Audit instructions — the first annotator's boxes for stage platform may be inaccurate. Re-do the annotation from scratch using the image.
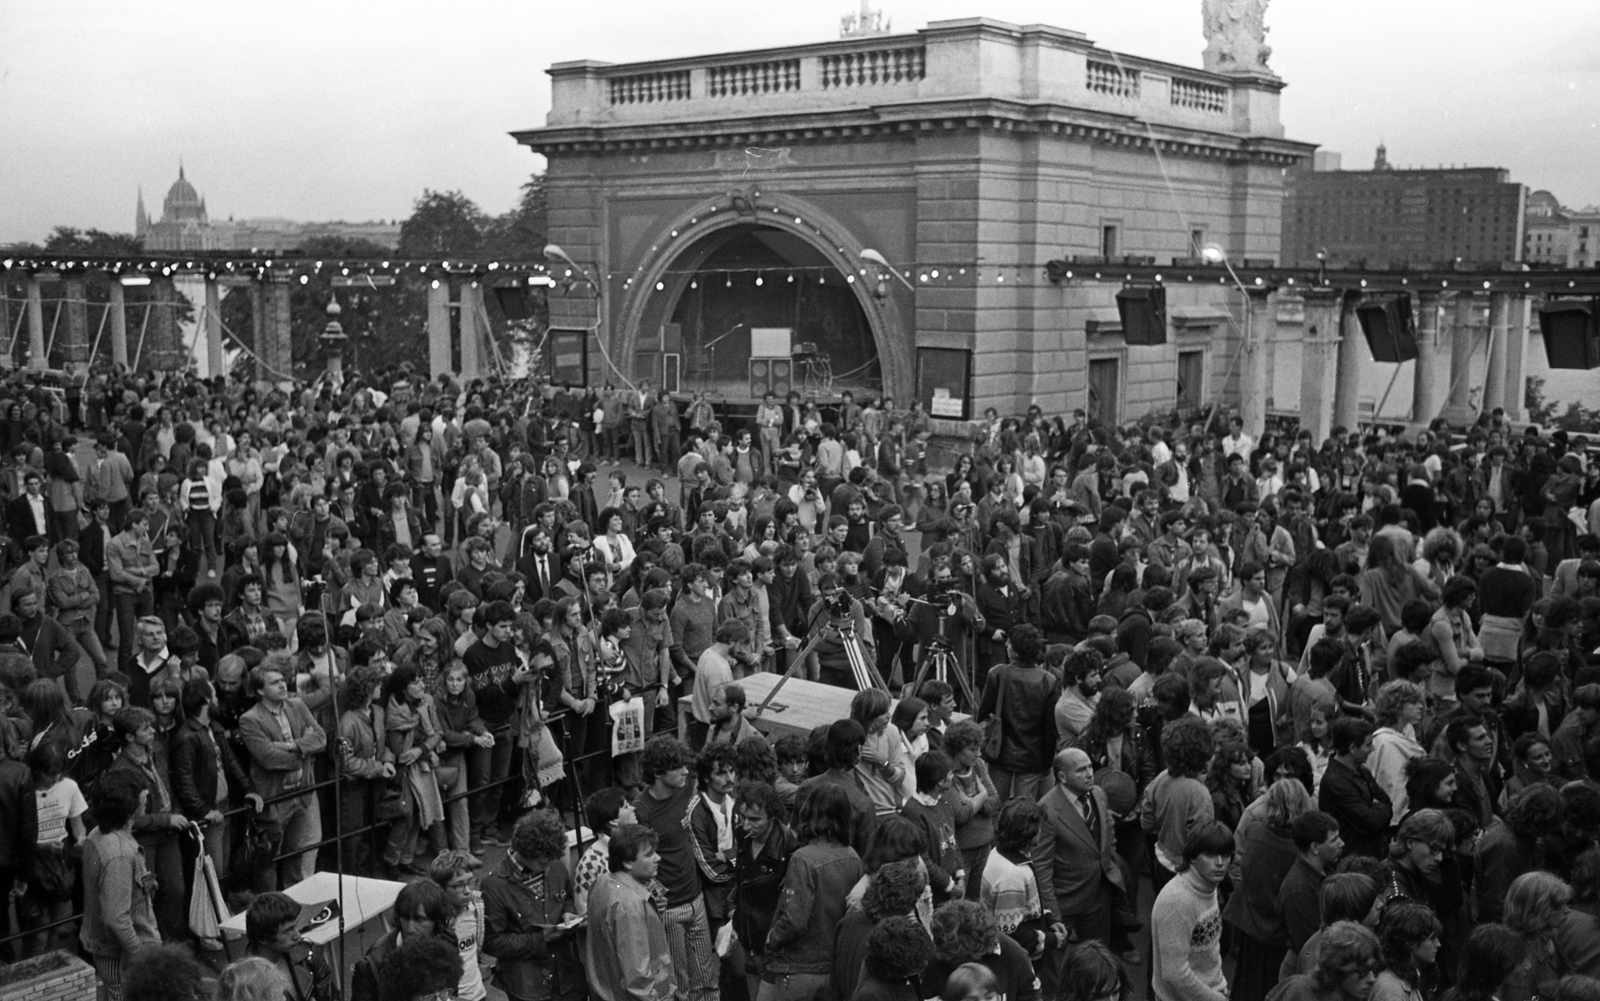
[677,672,969,744]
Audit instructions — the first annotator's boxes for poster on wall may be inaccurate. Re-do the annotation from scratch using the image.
[917,347,971,420]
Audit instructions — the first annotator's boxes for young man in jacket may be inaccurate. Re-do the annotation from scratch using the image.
[237,657,328,891]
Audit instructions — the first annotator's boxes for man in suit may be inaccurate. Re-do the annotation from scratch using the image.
[6,468,52,543]
[515,526,565,606]
[1034,747,1126,950]
[975,554,1023,680]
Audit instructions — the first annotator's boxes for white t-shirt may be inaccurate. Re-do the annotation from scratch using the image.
[454,898,488,1001]
[36,777,87,847]
[1241,594,1271,631]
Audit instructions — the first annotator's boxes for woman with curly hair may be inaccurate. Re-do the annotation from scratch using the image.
[833,860,928,1001]
[852,915,933,1001]
[1373,901,1442,1001]
[1071,686,1142,781]
[1500,871,1574,1001]
[942,720,998,898]
[923,900,1041,1001]
[482,809,582,1001]
[1414,527,1465,592]
[1368,680,1427,815]
[337,663,392,877]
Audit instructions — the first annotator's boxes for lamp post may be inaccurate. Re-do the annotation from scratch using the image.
[320,298,347,385]
[1201,242,1271,439]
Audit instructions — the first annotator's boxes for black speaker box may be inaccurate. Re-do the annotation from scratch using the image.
[1539,299,1600,370]
[493,285,533,321]
[1356,295,1419,363]
[1116,286,1167,345]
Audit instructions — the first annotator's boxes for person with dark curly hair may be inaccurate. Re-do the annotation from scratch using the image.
[831,858,928,1001]
[336,663,394,877]
[378,935,465,1001]
[121,944,213,1001]
[690,739,739,926]
[482,809,583,1001]
[1476,784,1562,924]
[1141,716,1216,895]
[922,899,1041,1001]
[851,915,933,1001]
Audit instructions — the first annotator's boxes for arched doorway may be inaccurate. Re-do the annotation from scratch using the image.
[615,195,912,404]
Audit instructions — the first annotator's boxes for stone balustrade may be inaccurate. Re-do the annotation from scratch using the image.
[542,18,1284,138]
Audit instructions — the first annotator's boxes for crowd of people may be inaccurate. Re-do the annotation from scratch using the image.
[5,363,1600,1001]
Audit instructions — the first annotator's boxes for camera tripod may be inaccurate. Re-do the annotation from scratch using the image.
[907,598,979,709]
[752,600,887,720]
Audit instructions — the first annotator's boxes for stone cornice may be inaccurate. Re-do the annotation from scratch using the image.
[513,98,1316,166]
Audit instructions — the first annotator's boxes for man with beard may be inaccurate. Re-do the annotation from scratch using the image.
[974,554,1023,681]
[1053,648,1104,747]
[515,527,564,606]
[860,505,908,586]
[767,545,815,675]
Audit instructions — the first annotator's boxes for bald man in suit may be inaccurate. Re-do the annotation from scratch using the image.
[1033,748,1126,948]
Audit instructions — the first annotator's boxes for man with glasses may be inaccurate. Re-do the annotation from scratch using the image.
[430,850,489,1001]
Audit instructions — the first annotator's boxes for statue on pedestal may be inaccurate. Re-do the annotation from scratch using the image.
[1202,0,1274,75]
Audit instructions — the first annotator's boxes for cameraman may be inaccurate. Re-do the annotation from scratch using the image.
[806,573,877,690]
[903,561,984,688]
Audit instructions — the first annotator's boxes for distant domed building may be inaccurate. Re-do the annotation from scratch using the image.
[134,165,401,253]
[136,164,220,251]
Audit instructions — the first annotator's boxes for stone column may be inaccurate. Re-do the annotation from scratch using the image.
[1483,292,1512,415]
[1239,288,1276,440]
[1299,288,1341,444]
[25,277,46,371]
[458,282,484,379]
[0,275,11,370]
[427,280,451,379]
[258,277,293,385]
[1410,291,1444,428]
[148,277,184,371]
[62,277,89,374]
[204,279,224,379]
[1441,293,1479,427]
[1503,295,1531,422]
[108,281,129,372]
[1333,292,1363,433]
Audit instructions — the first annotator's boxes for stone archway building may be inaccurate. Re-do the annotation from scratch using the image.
[515,17,1315,423]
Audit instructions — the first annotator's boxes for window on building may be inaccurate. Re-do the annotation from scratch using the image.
[1190,229,1206,255]
[1101,225,1119,259]
[1177,351,1205,411]
[1088,358,1120,425]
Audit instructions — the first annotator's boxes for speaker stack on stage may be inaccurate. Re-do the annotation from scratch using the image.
[1356,294,1420,363]
[747,327,794,397]
[1539,298,1600,370]
[1115,286,1168,345]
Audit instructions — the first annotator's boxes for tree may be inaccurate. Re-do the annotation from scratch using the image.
[398,191,489,257]
[43,228,144,256]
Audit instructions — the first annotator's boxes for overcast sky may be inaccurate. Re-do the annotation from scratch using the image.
[2,0,1598,245]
